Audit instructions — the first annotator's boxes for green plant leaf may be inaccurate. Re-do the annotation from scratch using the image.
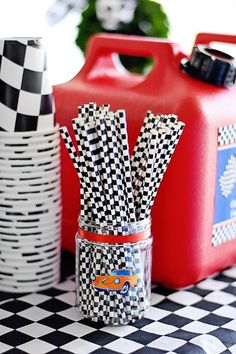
[75,0,170,73]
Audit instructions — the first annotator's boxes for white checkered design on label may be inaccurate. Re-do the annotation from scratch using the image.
[219,154,236,197]
[212,222,236,246]
[218,124,236,146]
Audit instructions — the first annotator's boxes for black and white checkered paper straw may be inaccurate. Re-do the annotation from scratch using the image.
[60,103,185,324]
[131,111,158,188]
[74,103,109,227]
[104,112,126,226]
[95,111,116,226]
[115,110,136,223]
[59,126,95,222]
[134,130,158,215]
[131,113,185,220]
[141,120,185,219]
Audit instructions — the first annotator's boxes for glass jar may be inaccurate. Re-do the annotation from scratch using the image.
[75,217,152,325]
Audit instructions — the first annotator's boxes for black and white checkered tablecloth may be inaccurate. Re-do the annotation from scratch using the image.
[0,251,236,354]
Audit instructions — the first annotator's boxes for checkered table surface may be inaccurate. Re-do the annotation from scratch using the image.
[0,251,236,354]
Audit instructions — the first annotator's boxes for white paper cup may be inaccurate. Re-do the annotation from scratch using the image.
[0,195,60,209]
[0,181,60,195]
[0,209,60,221]
[0,235,61,246]
[0,222,61,236]
[0,270,60,285]
[0,38,55,133]
[0,200,61,216]
[0,179,60,194]
[0,145,60,163]
[0,155,60,168]
[0,211,61,226]
[0,236,60,252]
[0,185,60,200]
[0,153,60,170]
[0,276,60,293]
[0,132,60,151]
[0,219,61,233]
[0,252,60,269]
[1,212,61,230]
[0,199,60,211]
[0,193,61,207]
[0,263,60,280]
[0,181,61,195]
[0,237,60,251]
[0,281,60,293]
[0,209,61,221]
[0,125,59,139]
[0,228,60,243]
[0,231,61,243]
[0,142,60,157]
[0,171,60,188]
[0,257,60,274]
[0,203,61,218]
[0,241,60,258]
[0,274,60,290]
[0,230,59,244]
[0,179,60,193]
[0,273,60,290]
[0,271,59,284]
[0,140,60,155]
[0,194,61,208]
[0,162,60,176]
[0,241,60,252]
[0,165,60,181]
[0,144,60,165]
[0,177,60,187]
[0,245,60,263]
[0,249,59,266]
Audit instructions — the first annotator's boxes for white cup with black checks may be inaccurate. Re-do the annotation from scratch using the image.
[0,37,55,132]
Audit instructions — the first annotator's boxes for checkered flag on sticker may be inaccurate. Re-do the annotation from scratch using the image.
[0,38,55,132]
[219,154,236,197]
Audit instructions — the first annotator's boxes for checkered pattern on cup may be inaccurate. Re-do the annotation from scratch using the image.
[0,38,55,132]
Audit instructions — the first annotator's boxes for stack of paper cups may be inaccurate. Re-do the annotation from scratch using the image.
[0,126,61,292]
[0,38,61,293]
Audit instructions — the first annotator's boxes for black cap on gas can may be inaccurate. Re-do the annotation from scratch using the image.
[181,45,236,87]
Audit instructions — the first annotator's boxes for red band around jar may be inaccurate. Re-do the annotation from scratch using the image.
[78,227,151,244]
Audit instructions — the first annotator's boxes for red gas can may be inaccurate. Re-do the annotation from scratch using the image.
[54,32,236,287]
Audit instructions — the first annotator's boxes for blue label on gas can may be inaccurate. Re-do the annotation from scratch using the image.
[214,145,236,225]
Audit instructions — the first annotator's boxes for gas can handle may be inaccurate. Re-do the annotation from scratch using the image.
[195,33,236,46]
[81,33,180,79]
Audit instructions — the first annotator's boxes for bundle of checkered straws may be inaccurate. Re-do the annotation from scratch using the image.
[60,103,184,324]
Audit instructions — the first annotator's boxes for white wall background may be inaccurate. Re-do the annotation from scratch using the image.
[0,0,236,84]
[0,0,82,84]
[161,0,236,56]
